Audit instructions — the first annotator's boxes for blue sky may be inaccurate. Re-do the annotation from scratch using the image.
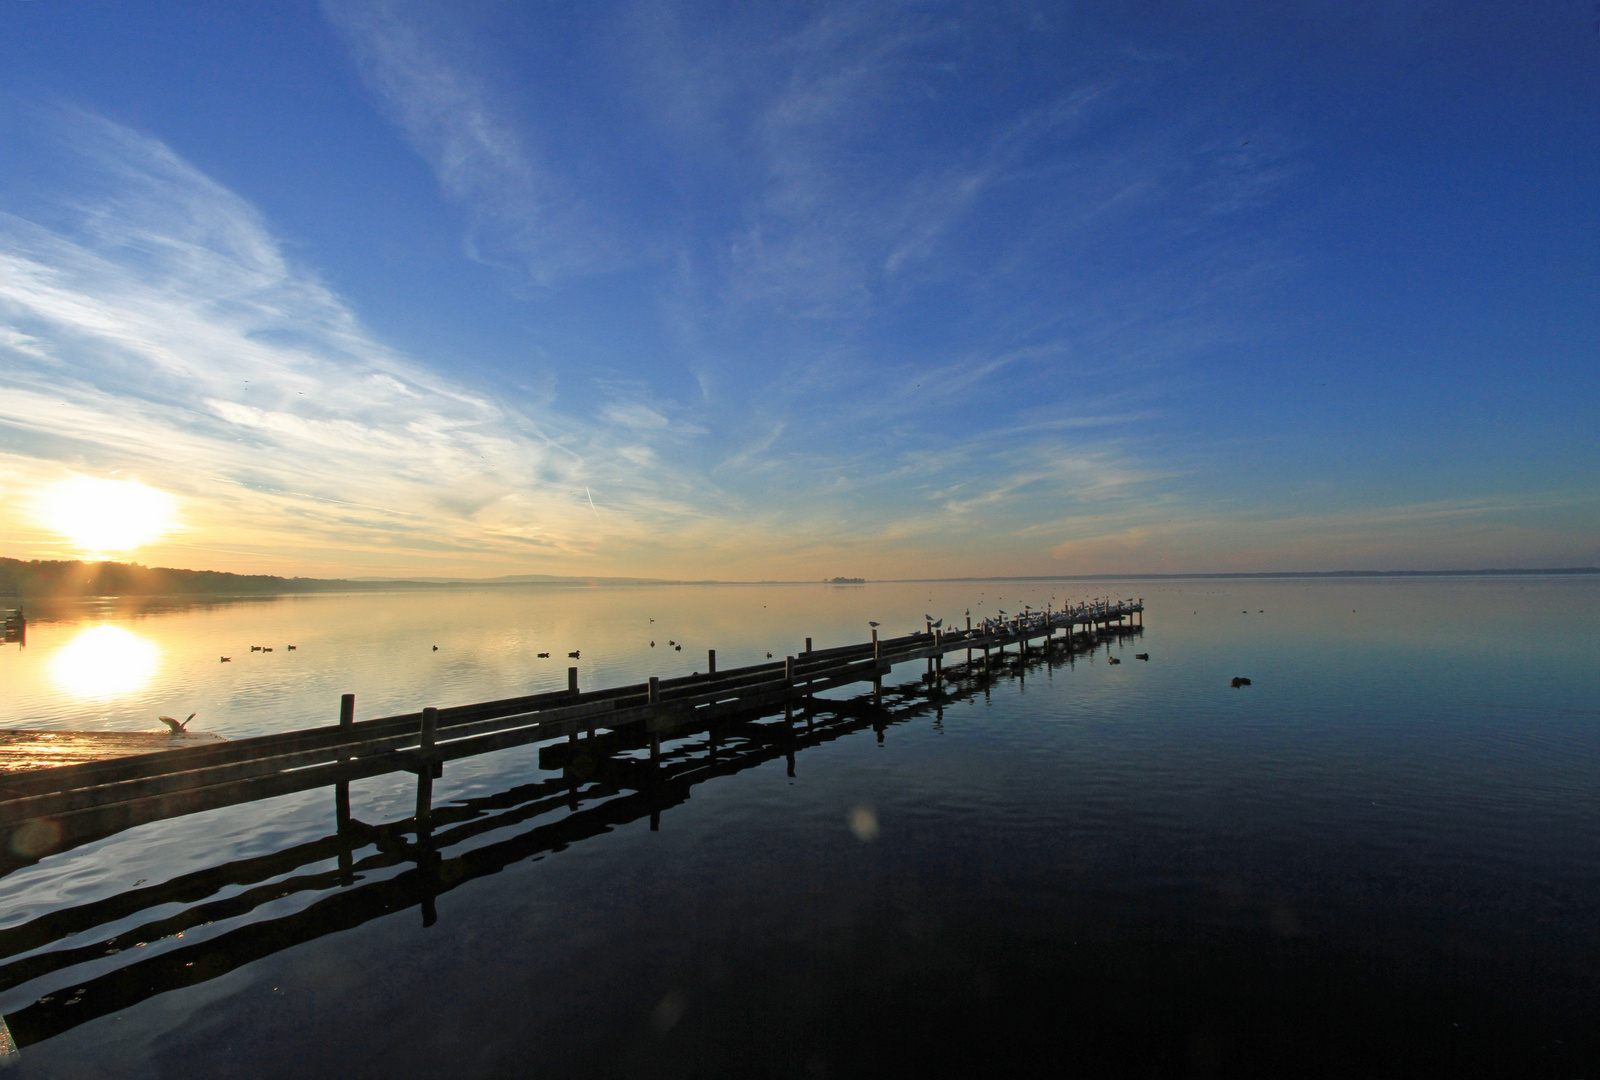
[0,1,1595,578]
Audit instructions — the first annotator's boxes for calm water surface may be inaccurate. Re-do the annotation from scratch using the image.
[1,577,1597,1077]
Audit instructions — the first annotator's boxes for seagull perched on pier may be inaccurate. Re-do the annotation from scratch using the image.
[868,621,880,628]
[930,618,943,629]
[158,713,195,733]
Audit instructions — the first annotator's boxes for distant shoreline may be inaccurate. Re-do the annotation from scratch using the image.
[2,557,1595,600]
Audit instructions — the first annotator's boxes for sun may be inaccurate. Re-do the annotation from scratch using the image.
[40,475,178,554]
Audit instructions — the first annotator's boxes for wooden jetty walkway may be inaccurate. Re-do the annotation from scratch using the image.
[0,599,1143,879]
[0,610,1145,1054]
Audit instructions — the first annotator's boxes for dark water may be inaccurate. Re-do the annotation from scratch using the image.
[1,577,1597,1077]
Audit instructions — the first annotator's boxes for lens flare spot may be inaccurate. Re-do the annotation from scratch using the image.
[39,475,177,554]
[847,804,879,842]
[50,625,161,699]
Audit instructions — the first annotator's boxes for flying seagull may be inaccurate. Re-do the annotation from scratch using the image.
[158,713,196,733]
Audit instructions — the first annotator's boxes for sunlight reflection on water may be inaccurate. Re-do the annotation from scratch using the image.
[48,625,161,700]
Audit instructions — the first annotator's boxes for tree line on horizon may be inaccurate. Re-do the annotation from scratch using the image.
[0,558,368,598]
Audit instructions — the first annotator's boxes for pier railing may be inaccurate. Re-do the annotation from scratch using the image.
[0,600,1143,874]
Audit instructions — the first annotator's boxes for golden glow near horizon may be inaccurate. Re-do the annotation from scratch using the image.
[39,475,178,555]
[50,624,162,699]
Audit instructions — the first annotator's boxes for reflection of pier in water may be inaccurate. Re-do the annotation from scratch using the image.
[0,613,1142,1052]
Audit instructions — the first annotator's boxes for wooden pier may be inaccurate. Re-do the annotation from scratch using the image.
[0,599,1143,875]
[0,601,1144,1055]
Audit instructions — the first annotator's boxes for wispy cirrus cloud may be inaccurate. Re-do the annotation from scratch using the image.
[322,0,639,283]
[0,109,713,574]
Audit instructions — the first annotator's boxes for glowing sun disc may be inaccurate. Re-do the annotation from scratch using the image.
[50,624,162,699]
[40,476,177,552]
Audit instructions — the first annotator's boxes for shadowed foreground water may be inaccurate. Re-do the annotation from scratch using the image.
[1,577,1597,1077]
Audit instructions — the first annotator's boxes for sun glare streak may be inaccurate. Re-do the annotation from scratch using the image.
[39,476,178,553]
[49,625,163,700]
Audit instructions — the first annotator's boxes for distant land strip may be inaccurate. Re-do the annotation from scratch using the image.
[1,558,1595,599]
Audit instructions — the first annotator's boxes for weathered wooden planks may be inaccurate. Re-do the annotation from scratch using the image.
[0,601,1143,870]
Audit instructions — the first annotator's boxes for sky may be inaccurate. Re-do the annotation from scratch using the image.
[0,1,1596,580]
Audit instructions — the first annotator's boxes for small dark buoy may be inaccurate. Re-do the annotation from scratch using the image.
[1230,676,1252,688]
[568,650,580,658]
[1135,653,1149,661]
[537,652,550,658]
[220,656,231,662]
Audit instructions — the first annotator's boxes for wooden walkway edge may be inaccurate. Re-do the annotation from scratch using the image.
[0,600,1143,874]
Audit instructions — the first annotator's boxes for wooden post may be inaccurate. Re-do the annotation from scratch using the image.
[805,637,812,654]
[872,627,879,661]
[785,656,795,686]
[648,675,660,704]
[336,693,354,885]
[568,667,579,695]
[650,732,660,761]
[708,648,716,675]
[416,706,437,828]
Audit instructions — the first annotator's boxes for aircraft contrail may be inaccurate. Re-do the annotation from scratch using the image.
[585,486,601,521]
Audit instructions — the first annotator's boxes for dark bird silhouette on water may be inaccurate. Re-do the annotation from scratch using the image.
[669,640,676,646]
[674,645,682,651]
[766,652,773,658]
[1231,676,1252,688]
[250,645,262,652]
[432,645,439,651]
[537,652,550,658]
[219,656,231,662]
[1108,656,1121,665]
[263,647,273,653]
[158,713,195,733]
[650,641,655,647]
[287,645,296,651]
[1135,653,1149,661]
[568,650,580,658]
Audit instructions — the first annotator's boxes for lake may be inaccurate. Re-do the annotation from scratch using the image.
[1,576,1597,1077]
